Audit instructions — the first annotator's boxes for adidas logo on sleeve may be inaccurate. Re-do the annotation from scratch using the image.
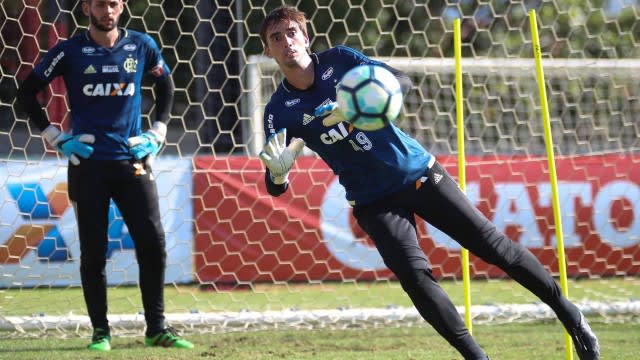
[433,172,443,184]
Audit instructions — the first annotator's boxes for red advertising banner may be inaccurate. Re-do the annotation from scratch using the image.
[193,154,640,284]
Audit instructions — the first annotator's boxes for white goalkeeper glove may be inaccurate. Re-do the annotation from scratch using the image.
[259,128,305,185]
[127,121,167,165]
[42,124,95,166]
[315,101,345,127]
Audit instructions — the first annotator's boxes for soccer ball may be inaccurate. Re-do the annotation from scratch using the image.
[336,64,403,131]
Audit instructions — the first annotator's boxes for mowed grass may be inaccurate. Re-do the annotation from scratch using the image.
[2,277,639,316]
[1,322,639,359]
[1,277,639,359]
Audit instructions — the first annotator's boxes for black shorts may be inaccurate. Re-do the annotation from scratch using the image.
[68,159,165,257]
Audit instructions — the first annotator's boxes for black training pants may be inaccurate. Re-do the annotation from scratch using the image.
[353,161,580,359]
[68,159,167,335]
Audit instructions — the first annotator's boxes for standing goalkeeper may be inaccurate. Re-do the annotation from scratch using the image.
[16,0,192,351]
[258,5,599,360]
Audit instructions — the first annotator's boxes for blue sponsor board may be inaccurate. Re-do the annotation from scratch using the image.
[0,158,194,287]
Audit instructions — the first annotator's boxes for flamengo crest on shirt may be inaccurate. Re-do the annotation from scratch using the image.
[123,57,138,73]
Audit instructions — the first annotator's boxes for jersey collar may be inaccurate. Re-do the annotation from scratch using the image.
[281,52,320,93]
[84,28,128,48]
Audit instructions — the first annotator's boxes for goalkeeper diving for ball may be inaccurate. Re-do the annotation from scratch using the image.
[258,5,599,360]
[16,0,192,352]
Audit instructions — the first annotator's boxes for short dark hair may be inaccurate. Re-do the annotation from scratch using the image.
[259,6,308,45]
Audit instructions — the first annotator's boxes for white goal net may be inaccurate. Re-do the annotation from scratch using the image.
[1,0,639,336]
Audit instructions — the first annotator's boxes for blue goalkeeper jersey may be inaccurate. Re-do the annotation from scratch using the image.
[263,45,434,205]
[32,29,171,160]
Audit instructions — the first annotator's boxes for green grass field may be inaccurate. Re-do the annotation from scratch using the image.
[2,322,639,359]
[1,278,639,359]
[2,277,638,316]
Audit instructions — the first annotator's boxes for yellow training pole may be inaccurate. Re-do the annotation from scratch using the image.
[529,9,573,360]
[453,18,473,334]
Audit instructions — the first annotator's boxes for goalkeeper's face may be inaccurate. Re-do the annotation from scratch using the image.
[84,0,124,32]
[264,20,310,68]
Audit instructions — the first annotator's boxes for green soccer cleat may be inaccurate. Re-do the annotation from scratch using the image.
[144,327,194,349]
[87,328,111,351]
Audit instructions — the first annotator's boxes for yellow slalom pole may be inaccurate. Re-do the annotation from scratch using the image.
[528,9,573,360]
[453,18,473,334]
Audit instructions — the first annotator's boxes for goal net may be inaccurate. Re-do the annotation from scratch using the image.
[1,0,639,337]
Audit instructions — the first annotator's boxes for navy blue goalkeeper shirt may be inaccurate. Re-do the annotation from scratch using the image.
[31,29,171,160]
[263,45,434,205]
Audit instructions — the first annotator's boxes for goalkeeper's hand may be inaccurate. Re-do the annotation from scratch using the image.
[42,124,95,166]
[314,101,345,127]
[259,128,305,185]
[127,121,167,164]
